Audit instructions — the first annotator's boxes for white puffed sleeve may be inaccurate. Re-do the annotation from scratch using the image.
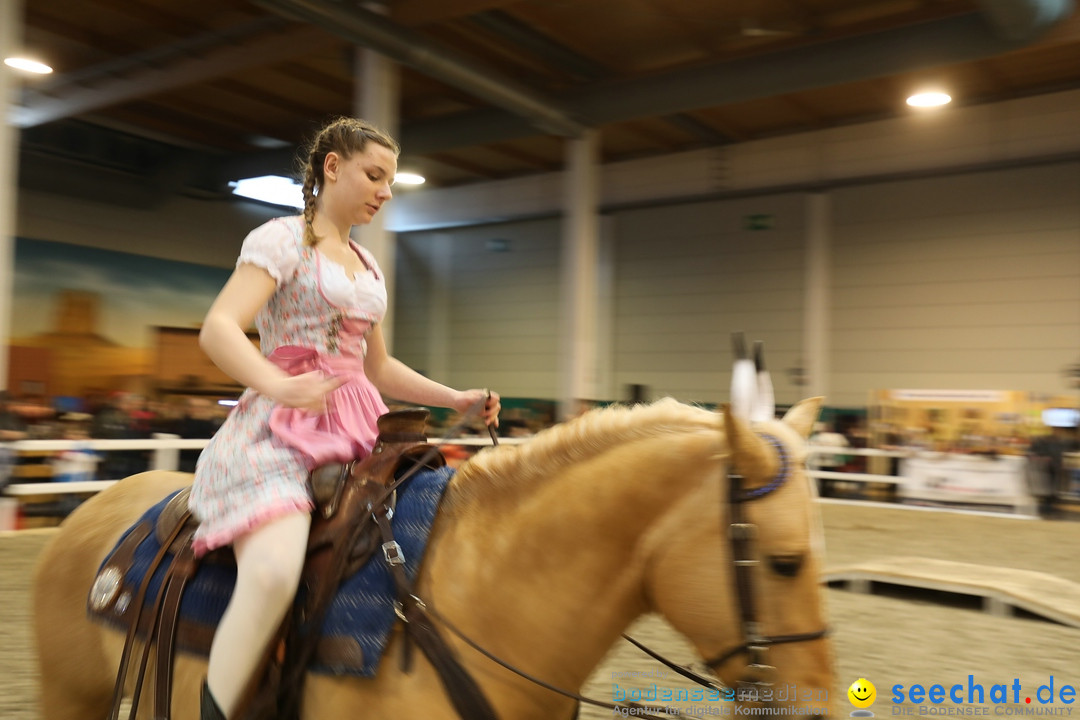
[235,219,302,286]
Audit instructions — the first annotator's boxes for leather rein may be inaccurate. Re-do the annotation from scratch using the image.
[380,424,829,720]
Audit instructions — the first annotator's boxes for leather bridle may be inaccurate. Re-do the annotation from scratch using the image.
[701,433,829,693]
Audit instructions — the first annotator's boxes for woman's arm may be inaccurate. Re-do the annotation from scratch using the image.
[364,324,500,424]
[199,263,340,412]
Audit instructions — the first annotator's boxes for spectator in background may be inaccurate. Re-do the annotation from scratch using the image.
[809,420,850,497]
[175,397,220,473]
[1027,423,1079,519]
[0,391,28,442]
[90,391,150,477]
[0,391,27,493]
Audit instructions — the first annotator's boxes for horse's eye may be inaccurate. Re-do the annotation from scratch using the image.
[768,554,804,577]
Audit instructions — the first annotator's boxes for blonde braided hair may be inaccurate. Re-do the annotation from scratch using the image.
[298,117,400,247]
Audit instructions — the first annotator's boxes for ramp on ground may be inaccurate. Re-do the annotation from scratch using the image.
[825,557,1080,629]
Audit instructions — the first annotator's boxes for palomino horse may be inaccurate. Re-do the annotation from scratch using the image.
[33,397,834,720]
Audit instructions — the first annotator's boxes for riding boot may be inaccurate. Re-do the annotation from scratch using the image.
[201,681,227,720]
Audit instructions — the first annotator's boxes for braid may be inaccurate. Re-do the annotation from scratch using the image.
[301,162,318,246]
[297,117,400,247]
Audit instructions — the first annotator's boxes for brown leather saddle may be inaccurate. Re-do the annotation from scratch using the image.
[91,408,447,720]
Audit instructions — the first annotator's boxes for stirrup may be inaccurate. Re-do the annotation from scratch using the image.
[200,681,227,720]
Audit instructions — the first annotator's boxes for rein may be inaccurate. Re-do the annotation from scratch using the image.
[379,427,828,720]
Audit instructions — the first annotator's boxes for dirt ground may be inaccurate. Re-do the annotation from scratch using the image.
[3,501,1079,719]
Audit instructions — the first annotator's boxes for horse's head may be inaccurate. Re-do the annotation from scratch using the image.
[642,397,834,717]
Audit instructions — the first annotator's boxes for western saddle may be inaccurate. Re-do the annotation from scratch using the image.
[93,408,497,720]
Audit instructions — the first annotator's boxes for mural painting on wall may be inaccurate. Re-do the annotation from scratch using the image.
[10,237,231,399]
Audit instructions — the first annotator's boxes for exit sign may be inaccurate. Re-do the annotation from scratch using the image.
[743,214,774,231]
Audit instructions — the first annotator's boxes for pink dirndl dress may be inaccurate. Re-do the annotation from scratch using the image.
[189,216,389,556]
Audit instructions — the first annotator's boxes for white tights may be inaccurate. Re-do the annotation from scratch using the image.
[205,512,311,718]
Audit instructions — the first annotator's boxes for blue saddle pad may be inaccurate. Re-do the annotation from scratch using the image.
[91,465,454,676]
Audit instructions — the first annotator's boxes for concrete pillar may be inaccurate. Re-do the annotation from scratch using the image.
[595,215,616,401]
[558,130,601,419]
[352,45,400,351]
[0,0,26,391]
[427,233,452,383]
[804,192,832,401]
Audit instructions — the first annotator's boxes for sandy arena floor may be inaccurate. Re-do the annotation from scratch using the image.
[3,501,1079,719]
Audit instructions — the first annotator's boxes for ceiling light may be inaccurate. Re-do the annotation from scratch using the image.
[906,92,952,108]
[229,175,303,209]
[394,172,425,186]
[4,57,53,74]
[247,134,292,149]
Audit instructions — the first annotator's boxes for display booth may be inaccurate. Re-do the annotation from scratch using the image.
[869,389,1079,513]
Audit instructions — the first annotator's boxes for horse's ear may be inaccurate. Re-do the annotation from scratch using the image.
[782,397,824,439]
[722,403,780,484]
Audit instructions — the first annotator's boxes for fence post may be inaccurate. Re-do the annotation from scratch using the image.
[151,433,181,471]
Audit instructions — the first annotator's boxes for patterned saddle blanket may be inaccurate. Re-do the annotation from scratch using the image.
[88,465,454,677]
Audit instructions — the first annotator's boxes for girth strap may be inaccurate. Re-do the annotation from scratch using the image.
[372,507,500,720]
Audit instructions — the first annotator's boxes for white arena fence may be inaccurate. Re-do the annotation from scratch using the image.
[0,435,524,501]
[0,438,1038,526]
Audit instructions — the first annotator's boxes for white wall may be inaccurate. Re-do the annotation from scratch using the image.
[611,194,806,407]
[395,163,1080,409]
[829,163,1080,407]
[395,219,562,399]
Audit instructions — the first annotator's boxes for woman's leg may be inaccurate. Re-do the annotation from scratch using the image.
[205,511,311,718]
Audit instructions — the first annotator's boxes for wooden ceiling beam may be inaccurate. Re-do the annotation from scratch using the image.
[779,94,825,125]
[94,103,253,152]
[81,0,205,36]
[660,112,734,144]
[273,61,350,96]
[638,0,720,57]
[485,142,561,170]
[611,118,685,153]
[424,152,502,178]
[389,0,523,27]
[969,59,1014,96]
[25,8,142,56]
[207,78,322,119]
[684,109,750,142]
[12,25,329,128]
[1014,9,1080,50]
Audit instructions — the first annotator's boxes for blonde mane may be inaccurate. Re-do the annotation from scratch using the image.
[448,398,724,506]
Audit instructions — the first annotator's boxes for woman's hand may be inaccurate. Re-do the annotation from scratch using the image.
[455,389,501,427]
[268,371,345,413]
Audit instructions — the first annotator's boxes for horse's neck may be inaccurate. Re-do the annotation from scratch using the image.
[419,432,722,710]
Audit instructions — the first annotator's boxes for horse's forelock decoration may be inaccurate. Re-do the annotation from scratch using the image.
[730,331,776,424]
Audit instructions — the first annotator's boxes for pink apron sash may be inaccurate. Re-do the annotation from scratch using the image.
[266,345,387,468]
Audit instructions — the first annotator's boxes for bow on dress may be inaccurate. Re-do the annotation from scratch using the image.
[267,344,388,468]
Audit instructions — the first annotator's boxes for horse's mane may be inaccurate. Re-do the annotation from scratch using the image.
[449,397,723,506]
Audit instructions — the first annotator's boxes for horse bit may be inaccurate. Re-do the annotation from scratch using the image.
[410,431,830,719]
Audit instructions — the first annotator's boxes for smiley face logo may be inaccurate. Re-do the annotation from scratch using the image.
[848,678,877,709]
